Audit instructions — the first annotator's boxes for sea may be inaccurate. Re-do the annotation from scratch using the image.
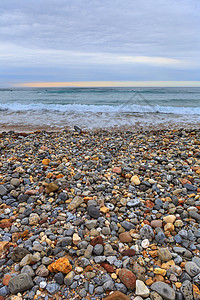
[0,87,199,131]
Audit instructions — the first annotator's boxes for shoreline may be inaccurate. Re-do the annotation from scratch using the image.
[0,128,199,299]
[0,122,200,134]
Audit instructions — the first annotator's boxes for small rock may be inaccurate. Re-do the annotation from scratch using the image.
[93,244,104,255]
[29,213,40,225]
[46,283,60,294]
[141,239,149,249]
[185,261,200,277]
[163,215,176,223]
[72,233,81,245]
[131,175,140,185]
[151,220,162,228]
[181,280,193,300]
[118,268,136,290]
[45,182,59,194]
[48,257,72,274]
[8,273,34,294]
[36,264,49,277]
[64,271,75,286]
[157,247,172,262]
[140,225,154,240]
[135,280,149,297]
[68,196,83,211]
[0,241,10,259]
[151,281,175,300]
[119,232,133,243]
[87,205,100,219]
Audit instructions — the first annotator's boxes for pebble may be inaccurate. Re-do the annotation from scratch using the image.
[140,225,154,240]
[0,128,199,299]
[185,261,200,277]
[46,283,60,294]
[180,280,193,300]
[118,268,136,290]
[151,281,175,300]
[8,273,34,294]
[119,232,133,243]
[87,205,100,219]
[135,280,150,297]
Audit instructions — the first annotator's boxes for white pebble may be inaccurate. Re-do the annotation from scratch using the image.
[141,239,150,249]
[39,281,47,289]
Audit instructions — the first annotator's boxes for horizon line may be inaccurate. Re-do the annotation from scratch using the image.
[15,81,200,88]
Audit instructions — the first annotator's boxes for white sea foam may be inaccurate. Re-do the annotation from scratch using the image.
[0,102,199,115]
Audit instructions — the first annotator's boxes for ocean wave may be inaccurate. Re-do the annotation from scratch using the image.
[0,102,199,115]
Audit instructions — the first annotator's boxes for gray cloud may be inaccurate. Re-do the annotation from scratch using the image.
[0,0,200,83]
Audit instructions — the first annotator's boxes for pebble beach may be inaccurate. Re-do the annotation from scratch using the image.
[0,127,200,300]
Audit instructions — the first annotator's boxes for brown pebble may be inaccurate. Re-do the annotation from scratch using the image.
[121,249,135,256]
[90,235,103,246]
[118,268,136,290]
[119,232,133,243]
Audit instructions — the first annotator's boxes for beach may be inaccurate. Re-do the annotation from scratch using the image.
[0,127,200,299]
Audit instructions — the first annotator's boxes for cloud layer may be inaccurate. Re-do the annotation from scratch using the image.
[0,0,200,84]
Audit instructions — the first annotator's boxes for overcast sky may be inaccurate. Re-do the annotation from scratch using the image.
[0,0,200,86]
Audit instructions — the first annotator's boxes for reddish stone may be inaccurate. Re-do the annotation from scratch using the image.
[103,291,130,299]
[51,219,57,224]
[100,263,115,273]
[3,274,11,286]
[39,217,48,224]
[0,223,12,228]
[118,268,136,290]
[21,230,29,239]
[182,178,192,185]
[121,249,135,257]
[146,200,154,208]
[90,235,103,246]
[119,232,133,243]
[112,167,122,174]
[0,296,5,300]
[24,189,39,195]
[151,220,162,228]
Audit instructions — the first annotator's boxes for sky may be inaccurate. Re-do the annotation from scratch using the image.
[1,0,200,87]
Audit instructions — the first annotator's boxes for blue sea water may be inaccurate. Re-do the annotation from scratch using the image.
[0,87,199,130]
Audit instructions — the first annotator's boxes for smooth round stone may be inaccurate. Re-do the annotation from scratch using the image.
[163,215,176,223]
[54,272,64,285]
[39,281,47,289]
[151,220,162,228]
[119,232,133,243]
[135,280,150,297]
[46,283,60,294]
[87,206,100,219]
[93,244,104,255]
[185,262,200,277]
[141,239,149,249]
[151,281,175,300]
[131,175,140,185]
